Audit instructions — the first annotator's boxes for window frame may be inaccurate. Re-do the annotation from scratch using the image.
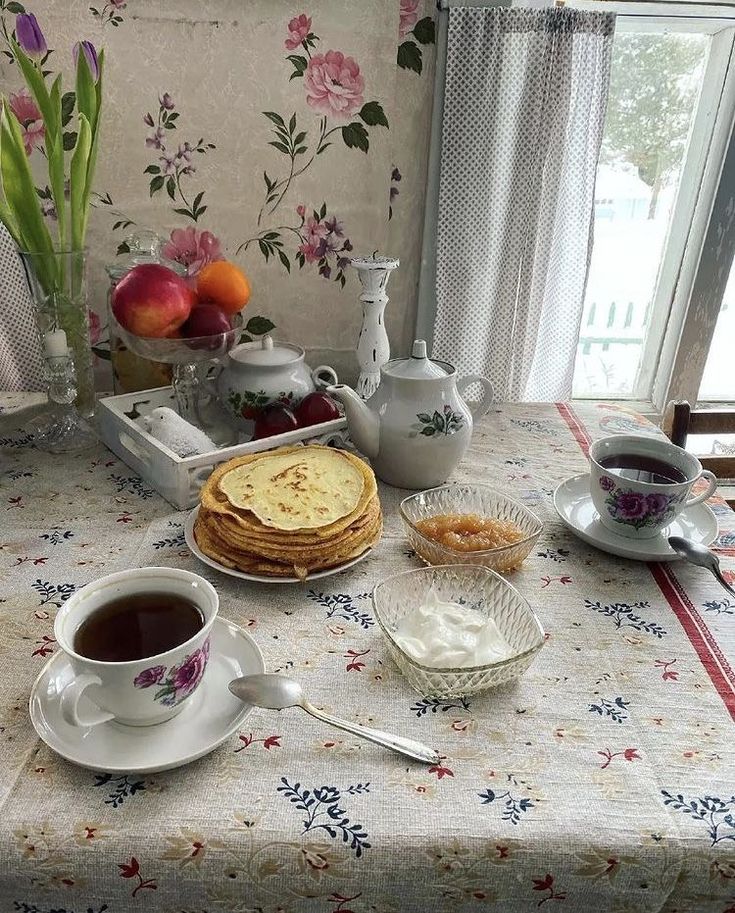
[635,20,735,401]
[652,31,735,411]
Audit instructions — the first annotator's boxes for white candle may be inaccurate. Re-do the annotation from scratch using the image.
[44,329,69,357]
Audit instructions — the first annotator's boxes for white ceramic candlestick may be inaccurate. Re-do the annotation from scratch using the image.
[351,255,399,400]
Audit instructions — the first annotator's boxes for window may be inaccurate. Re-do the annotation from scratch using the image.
[699,261,735,401]
[572,17,735,403]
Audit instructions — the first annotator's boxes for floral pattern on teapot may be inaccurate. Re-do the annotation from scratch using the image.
[411,406,466,438]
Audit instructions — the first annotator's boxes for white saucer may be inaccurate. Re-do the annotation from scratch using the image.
[29,617,264,774]
[184,506,374,584]
[553,473,718,562]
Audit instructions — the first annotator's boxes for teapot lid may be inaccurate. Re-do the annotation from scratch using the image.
[382,340,451,379]
[229,334,303,366]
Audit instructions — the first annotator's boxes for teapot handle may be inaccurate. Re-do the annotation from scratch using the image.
[312,364,339,389]
[457,375,494,420]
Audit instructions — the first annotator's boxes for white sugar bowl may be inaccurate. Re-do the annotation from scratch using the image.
[216,335,338,430]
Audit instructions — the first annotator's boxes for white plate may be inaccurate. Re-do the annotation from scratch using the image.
[29,617,264,774]
[184,506,374,584]
[553,473,718,562]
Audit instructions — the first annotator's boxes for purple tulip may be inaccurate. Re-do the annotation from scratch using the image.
[160,93,174,110]
[73,40,99,82]
[15,13,47,59]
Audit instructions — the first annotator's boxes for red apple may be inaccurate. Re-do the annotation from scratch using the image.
[112,263,195,338]
[253,404,299,440]
[180,304,232,351]
[295,391,341,428]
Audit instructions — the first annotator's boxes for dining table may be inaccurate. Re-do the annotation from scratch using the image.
[1,393,734,913]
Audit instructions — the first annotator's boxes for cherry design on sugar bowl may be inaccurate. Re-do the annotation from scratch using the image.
[328,339,493,489]
[215,334,338,431]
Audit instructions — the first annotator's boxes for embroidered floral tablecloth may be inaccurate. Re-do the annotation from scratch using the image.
[2,396,735,913]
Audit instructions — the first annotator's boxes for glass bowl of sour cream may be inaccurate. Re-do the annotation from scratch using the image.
[372,565,545,698]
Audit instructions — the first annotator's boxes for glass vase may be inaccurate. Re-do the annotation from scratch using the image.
[19,250,97,453]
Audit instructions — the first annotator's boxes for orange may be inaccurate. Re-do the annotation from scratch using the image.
[196,260,251,315]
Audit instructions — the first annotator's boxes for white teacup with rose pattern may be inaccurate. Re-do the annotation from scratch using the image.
[53,567,218,727]
[589,434,717,540]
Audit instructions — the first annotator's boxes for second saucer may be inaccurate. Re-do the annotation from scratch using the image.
[553,473,718,562]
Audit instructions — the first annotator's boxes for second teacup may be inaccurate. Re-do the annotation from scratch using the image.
[589,434,717,540]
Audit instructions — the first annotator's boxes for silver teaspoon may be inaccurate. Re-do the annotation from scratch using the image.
[229,673,440,765]
[668,536,735,598]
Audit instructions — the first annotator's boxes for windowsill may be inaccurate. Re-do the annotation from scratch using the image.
[572,396,661,421]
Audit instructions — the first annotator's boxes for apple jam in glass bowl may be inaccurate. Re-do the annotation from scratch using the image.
[400,484,543,573]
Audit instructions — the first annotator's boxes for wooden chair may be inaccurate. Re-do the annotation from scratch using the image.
[663,400,735,508]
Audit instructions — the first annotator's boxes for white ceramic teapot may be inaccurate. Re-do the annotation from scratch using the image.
[216,335,338,430]
[328,340,493,489]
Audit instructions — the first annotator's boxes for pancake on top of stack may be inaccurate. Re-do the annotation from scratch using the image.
[194,444,382,579]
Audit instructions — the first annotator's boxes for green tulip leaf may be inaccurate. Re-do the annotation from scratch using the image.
[12,40,58,136]
[47,74,66,248]
[70,113,92,251]
[0,103,54,285]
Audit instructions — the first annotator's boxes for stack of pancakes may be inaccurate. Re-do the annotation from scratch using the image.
[194,444,382,579]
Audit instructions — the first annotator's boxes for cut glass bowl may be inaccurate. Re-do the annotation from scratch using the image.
[111,312,243,364]
[373,565,545,698]
[400,484,543,573]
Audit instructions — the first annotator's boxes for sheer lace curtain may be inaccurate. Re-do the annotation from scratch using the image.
[0,225,44,392]
[430,7,615,401]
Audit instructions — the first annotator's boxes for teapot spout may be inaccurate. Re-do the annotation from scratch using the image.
[327,384,380,460]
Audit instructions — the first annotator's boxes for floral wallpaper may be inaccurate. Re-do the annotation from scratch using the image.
[0,0,437,389]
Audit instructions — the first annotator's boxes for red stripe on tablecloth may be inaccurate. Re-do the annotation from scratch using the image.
[651,562,735,721]
[556,402,591,456]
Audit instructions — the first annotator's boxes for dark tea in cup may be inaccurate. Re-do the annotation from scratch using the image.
[597,454,688,486]
[74,592,205,662]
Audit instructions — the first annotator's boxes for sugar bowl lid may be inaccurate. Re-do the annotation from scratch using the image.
[382,340,450,379]
[229,334,303,366]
